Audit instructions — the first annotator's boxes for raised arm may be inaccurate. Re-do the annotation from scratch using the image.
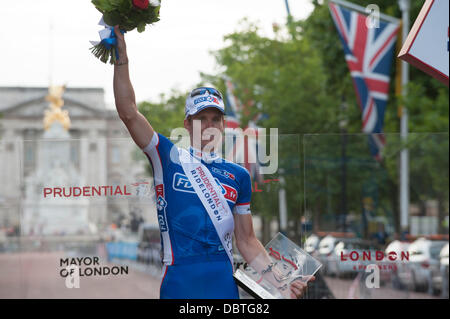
[113,25,154,149]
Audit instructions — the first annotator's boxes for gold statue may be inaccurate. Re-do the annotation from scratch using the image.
[43,85,71,130]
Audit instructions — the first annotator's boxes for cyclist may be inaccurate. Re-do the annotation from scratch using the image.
[112,26,313,299]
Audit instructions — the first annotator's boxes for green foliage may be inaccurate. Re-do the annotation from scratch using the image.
[201,19,339,223]
[138,90,187,138]
[212,22,337,135]
[301,0,449,233]
[302,0,449,135]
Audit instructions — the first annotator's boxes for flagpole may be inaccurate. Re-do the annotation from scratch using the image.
[340,97,348,233]
[279,173,288,233]
[277,0,291,234]
[398,0,410,236]
[284,0,295,39]
[284,0,291,17]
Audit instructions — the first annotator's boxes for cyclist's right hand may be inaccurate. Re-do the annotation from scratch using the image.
[114,25,128,64]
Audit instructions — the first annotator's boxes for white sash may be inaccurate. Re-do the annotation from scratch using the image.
[178,147,235,270]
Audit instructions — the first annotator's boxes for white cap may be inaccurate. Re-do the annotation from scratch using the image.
[185,87,225,119]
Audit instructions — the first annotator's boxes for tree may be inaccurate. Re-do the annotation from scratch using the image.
[297,0,448,235]
[201,19,340,240]
[136,0,448,238]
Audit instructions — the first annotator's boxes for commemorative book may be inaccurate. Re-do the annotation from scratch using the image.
[234,232,322,299]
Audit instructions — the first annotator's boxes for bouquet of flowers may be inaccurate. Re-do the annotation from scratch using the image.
[90,0,161,64]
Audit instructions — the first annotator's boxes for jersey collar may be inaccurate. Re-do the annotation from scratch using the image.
[189,146,220,163]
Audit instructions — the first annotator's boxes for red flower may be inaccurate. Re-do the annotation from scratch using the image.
[132,0,149,10]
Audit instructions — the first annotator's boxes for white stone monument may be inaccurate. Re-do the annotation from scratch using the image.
[22,86,94,236]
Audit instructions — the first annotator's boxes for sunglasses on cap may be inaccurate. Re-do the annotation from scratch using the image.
[190,87,223,100]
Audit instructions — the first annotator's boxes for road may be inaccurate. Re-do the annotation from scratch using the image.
[0,252,160,299]
[323,275,441,299]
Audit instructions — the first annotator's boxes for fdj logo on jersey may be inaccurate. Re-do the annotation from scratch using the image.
[157,195,168,232]
[157,195,167,211]
[155,184,168,232]
[173,173,237,202]
[194,96,219,105]
[173,173,192,191]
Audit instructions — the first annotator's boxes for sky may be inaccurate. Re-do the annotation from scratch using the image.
[0,0,314,108]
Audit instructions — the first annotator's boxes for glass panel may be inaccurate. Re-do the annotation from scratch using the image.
[0,132,304,299]
[6,131,446,299]
[303,133,449,299]
[1,136,160,298]
[224,132,304,298]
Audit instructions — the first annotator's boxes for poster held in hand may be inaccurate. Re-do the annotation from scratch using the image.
[234,232,322,299]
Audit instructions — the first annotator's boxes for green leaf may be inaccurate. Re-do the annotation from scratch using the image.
[103,11,122,26]
[137,22,146,33]
[119,0,132,12]
[92,0,114,12]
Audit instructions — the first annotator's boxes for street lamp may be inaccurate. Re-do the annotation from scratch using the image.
[398,0,410,236]
[339,97,348,233]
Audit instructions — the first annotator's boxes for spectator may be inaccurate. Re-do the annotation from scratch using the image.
[371,222,389,248]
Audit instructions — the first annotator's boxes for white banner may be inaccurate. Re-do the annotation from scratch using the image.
[178,148,235,269]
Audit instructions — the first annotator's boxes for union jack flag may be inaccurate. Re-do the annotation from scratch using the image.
[329,0,400,161]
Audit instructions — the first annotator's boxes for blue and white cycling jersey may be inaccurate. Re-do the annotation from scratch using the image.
[142,132,252,298]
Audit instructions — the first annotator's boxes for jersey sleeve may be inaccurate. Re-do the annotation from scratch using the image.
[233,168,252,215]
[142,133,176,165]
[141,133,178,184]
